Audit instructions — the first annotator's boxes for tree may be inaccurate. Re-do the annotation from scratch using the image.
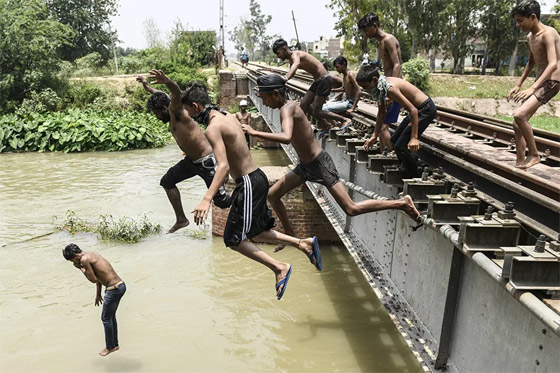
[45,0,118,62]
[247,0,273,60]
[143,17,162,49]
[229,17,256,58]
[440,0,480,74]
[0,0,73,112]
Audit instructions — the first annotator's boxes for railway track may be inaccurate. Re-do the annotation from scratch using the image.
[238,62,560,236]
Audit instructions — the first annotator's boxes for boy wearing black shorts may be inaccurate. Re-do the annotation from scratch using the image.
[243,74,420,251]
[183,82,322,300]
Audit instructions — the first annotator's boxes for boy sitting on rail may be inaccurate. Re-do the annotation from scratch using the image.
[356,63,437,178]
[242,74,420,252]
[272,39,351,131]
[181,82,322,300]
[507,0,559,169]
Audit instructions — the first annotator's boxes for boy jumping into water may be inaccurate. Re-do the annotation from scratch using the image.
[507,0,559,169]
[356,63,437,178]
[359,12,404,151]
[272,38,351,131]
[138,73,231,233]
[242,74,420,251]
[180,81,322,300]
[63,243,125,357]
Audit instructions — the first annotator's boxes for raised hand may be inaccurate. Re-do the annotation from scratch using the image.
[148,69,169,85]
[136,75,147,84]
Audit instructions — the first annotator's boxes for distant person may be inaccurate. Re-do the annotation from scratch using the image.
[243,74,420,252]
[137,73,231,233]
[182,82,322,300]
[359,12,404,152]
[63,243,125,357]
[507,0,559,169]
[357,63,437,178]
[235,99,252,147]
[322,56,362,135]
[362,52,369,65]
[240,47,249,67]
[272,38,350,131]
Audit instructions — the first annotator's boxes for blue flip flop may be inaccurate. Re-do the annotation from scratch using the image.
[336,123,350,135]
[276,265,293,300]
[308,236,323,271]
[318,129,330,138]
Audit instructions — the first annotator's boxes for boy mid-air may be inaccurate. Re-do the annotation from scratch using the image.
[507,0,559,169]
[63,244,126,357]
[243,74,420,252]
[138,72,231,233]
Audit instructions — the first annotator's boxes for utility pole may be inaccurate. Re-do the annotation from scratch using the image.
[219,0,225,49]
[107,22,119,75]
[291,10,301,50]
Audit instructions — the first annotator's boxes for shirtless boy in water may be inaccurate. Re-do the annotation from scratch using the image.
[182,82,322,300]
[138,72,231,233]
[272,39,351,130]
[507,0,560,169]
[243,74,420,251]
[359,12,404,151]
[63,244,125,357]
[235,99,252,147]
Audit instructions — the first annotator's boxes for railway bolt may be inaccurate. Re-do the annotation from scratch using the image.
[534,235,547,253]
[483,206,494,220]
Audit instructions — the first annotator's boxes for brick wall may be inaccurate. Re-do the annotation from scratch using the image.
[212,166,341,243]
[219,70,236,108]
[250,115,280,149]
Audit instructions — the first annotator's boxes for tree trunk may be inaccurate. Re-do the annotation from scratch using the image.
[429,49,436,72]
[481,40,489,75]
[508,41,519,76]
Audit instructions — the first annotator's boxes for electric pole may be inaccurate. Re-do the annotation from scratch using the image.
[291,10,301,50]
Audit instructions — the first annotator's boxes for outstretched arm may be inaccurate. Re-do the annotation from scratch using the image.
[147,70,183,114]
[192,126,230,225]
[348,74,362,112]
[508,36,535,101]
[242,106,294,144]
[364,100,386,149]
[136,75,159,94]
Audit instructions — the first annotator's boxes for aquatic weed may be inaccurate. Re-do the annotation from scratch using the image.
[187,223,210,240]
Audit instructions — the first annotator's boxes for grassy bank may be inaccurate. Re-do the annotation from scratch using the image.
[495,115,560,133]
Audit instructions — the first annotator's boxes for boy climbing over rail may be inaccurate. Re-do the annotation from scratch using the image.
[356,63,437,179]
[63,244,125,357]
[272,38,351,131]
[178,80,322,300]
[507,0,559,169]
[242,74,420,252]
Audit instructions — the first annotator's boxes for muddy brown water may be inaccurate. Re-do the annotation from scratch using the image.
[0,146,421,372]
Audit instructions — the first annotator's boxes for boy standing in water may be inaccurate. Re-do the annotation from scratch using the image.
[235,99,252,147]
[507,0,559,169]
[243,74,420,252]
[357,64,437,178]
[63,243,125,357]
[137,73,231,233]
[272,39,351,130]
[181,81,322,300]
[358,12,404,151]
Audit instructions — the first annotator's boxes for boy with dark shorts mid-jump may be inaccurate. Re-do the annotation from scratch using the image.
[182,82,322,300]
[63,244,125,357]
[507,0,560,169]
[357,63,437,178]
[242,74,420,252]
[138,72,231,233]
[272,39,351,131]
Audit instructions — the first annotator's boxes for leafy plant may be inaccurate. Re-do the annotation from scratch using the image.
[0,109,171,153]
[402,58,431,93]
[55,210,162,243]
[187,223,210,240]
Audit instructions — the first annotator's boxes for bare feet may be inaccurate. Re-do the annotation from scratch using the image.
[401,195,421,221]
[273,244,286,253]
[275,263,292,298]
[517,155,540,169]
[99,346,119,357]
[167,219,190,233]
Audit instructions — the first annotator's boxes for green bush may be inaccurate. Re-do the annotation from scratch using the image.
[0,109,171,153]
[16,88,63,115]
[64,81,107,107]
[402,58,431,93]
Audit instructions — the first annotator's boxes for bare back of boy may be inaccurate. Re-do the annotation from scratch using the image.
[281,101,323,163]
[205,111,256,178]
[80,252,121,286]
[343,72,361,104]
[169,109,213,161]
[386,78,429,107]
[290,50,328,79]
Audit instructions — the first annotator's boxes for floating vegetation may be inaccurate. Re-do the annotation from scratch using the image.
[187,223,210,240]
[55,210,162,243]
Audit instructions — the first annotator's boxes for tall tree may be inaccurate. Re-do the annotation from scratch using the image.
[229,17,256,58]
[0,0,73,112]
[247,0,272,60]
[46,0,118,62]
[440,0,480,74]
[143,17,162,49]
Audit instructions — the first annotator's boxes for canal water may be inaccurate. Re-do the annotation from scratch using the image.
[0,145,422,372]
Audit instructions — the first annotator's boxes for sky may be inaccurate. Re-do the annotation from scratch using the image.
[111,0,556,54]
[111,0,339,54]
